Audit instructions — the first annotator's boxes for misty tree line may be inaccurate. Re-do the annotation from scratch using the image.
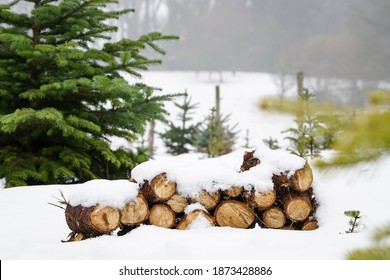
[10,0,390,105]
[119,0,390,106]
[113,0,390,78]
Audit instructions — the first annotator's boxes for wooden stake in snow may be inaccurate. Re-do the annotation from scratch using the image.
[214,200,255,229]
[297,71,304,96]
[176,209,215,230]
[149,204,176,228]
[141,173,176,202]
[120,194,149,226]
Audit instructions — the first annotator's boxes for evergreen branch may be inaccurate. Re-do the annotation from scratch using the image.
[0,2,31,28]
[0,0,20,9]
[42,0,60,5]
[41,0,93,29]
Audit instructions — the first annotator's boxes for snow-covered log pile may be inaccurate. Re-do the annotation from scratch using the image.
[61,147,319,241]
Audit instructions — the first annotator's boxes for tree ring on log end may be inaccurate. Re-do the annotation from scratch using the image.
[149,204,175,228]
[214,200,255,229]
[284,198,312,222]
[91,205,121,233]
[120,194,149,226]
[262,207,286,229]
[151,173,177,200]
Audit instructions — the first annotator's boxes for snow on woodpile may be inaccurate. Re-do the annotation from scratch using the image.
[184,203,207,214]
[67,179,139,208]
[58,145,317,242]
[131,145,306,196]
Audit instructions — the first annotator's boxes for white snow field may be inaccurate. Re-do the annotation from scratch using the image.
[0,71,389,260]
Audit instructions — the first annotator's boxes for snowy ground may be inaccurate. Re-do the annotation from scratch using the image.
[0,71,389,260]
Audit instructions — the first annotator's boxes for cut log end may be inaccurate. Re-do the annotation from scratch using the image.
[91,206,121,233]
[214,200,255,229]
[291,161,313,192]
[152,173,177,200]
[141,173,177,202]
[272,162,313,192]
[149,204,176,228]
[166,194,188,213]
[283,194,312,222]
[301,218,319,231]
[262,207,286,229]
[191,189,221,211]
[120,194,149,226]
[245,189,276,209]
[223,186,243,198]
[176,209,215,230]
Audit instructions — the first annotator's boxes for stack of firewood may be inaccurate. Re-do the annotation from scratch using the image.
[63,150,318,241]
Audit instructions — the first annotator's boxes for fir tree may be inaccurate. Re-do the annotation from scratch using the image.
[344,210,361,234]
[283,89,323,159]
[0,0,178,187]
[160,94,199,155]
[262,136,280,150]
[194,85,238,157]
[195,108,238,157]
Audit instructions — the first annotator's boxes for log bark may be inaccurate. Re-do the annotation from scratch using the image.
[176,209,215,230]
[117,225,139,236]
[280,224,298,230]
[244,189,276,209]
[149,204,176,228]
[240,150,260,171]
[301,217,319,231]
[120,194,149,226]
[272,173,289,188]
[62,232,87,242]
[191,189,221,211]
[262,206,286,229]
[214,200,255,229]
[166,194,188,214]
[282,193,312,222]
[223,186,243,198]
[141,173,176,202]
[65,204,120,235]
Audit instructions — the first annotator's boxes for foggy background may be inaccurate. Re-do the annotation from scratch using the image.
[10,0,390,105]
